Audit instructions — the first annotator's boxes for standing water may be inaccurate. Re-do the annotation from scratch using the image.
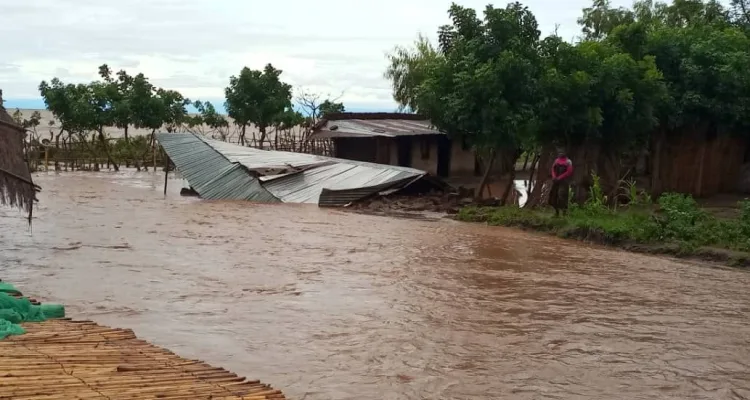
[1,171,749,399]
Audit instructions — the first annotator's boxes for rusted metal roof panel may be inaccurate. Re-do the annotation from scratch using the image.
[311,118,444,139]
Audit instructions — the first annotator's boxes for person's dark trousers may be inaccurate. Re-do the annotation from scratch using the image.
[548,179,570,215]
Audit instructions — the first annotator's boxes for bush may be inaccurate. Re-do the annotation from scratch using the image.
[740,200,750,236]
[656,193,706,242]
[458,192,750,256]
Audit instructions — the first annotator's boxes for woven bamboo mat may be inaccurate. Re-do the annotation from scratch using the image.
[0,319,285,399]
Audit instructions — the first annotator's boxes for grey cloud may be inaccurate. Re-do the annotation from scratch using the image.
[0,79,42,98]
[0,0,628,102]
[0,63,20,73]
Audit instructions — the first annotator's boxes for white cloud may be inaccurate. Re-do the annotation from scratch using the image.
[0,0,632,108]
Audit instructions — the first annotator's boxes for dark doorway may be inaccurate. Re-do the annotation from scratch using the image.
[334,138,377,163]
[436,136,451,177]
[396,137,412,168]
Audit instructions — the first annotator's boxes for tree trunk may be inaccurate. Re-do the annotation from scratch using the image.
[527,154,540,190]
[477,149,496,199]
[54,130,63,171]
[500,169,516,206]
[526,146,554,207]
[98,127,119,171]
[500,152,522,206]
[258,127,267,150]
[521,152,530,171]
[240,125,246,146]
[124,125,129,143]
[137,129,157,171]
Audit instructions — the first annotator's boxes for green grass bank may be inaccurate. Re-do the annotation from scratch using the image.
[457,192,750,268]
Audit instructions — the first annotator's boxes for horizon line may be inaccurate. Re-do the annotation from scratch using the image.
[2,98,402,116]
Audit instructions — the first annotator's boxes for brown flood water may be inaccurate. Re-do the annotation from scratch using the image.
[1,171,750,399]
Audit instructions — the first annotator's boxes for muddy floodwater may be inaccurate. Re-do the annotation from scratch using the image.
[1,171,750,399]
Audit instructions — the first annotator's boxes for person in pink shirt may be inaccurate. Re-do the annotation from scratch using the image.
[549,149,574,216]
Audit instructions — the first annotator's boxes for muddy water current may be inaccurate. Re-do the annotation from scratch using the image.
[1,171,750,399]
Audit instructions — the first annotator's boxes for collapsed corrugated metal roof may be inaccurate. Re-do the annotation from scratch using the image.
[309,112,443,139]
[157,132,444,206]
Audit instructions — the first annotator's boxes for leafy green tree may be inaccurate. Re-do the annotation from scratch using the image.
[578,0,635,40]
[39,65,196,171]
[157,88,191,133]
[224,64,293,148]
[384,34,441,112]
[412,3,543,197]
[98,64,134,142]
[192,100,230,139]
[731,0,750,25]
[318,100,345,118]
[194,101,228,130]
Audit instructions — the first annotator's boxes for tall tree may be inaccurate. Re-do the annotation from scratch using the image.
[318,99,345,118]
[224,64,293,148]
[98,64,134,143]
[413,3,543,197]
[384,34,441,112]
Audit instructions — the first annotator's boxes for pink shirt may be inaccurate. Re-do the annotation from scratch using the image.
[551,156,573,181]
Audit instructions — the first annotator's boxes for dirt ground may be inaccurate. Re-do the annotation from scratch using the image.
[696,193,749,219]
[345,189,502,217]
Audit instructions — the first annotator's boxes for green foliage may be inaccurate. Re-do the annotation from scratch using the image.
[194,101,228,129]
[656,193,705,241]
[618,178,652,206]
[459,192,750,255]
[318,100,345,118]
[584,171,609,213]
[384,34,441,112]
[413,2,543,153]
[740,199,750,234]
[37,64,206,170]
[385,0,750,203]
[224,64,293,146]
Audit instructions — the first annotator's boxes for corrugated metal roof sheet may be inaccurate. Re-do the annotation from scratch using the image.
[157,132,434,206]
[310,118,444,139]
[157,133,279,202]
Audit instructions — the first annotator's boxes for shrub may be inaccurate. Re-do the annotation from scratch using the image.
[656,193,706,242]
[458,191,750,257]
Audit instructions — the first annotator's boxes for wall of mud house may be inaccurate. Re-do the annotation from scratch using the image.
[651,131,748,197]
[408,137,439,175]
[449,140,476,176]
[335,135,478,179]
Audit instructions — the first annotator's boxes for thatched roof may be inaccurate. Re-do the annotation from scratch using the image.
[0,89,37,221]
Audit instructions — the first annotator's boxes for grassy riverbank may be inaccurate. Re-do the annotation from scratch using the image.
[457,193,750,267]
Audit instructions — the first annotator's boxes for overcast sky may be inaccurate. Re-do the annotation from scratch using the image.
[0,0,631,112]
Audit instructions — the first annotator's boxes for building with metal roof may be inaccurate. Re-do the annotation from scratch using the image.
[309,113,477,178]
[157,132,447,206]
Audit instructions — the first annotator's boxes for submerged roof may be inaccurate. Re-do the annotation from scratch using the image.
[157,132,436,205]
[310,112,443,139]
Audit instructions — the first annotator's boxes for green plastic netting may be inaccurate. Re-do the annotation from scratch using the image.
[0,283,66,340]
[0,282,21,296]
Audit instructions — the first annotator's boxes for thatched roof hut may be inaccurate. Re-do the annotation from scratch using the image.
[0,89,37,221]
